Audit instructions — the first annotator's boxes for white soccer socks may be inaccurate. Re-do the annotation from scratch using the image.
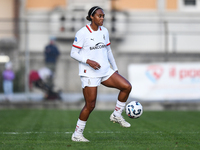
[72,119,90,142]
[74,119,86,137]
[111,100,131,127]
[113,100,126,117]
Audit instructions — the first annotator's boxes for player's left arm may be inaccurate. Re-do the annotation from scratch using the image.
[107,45,118,72]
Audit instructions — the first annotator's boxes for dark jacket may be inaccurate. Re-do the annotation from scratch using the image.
[44,44,60,63]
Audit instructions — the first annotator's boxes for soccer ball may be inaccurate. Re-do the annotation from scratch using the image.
[125,101,143,119]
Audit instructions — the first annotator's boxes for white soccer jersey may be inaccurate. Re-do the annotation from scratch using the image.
[72,24,112,77]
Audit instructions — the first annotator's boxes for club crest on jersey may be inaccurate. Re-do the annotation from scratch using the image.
[90,42,106,50]
[74,37,77,42]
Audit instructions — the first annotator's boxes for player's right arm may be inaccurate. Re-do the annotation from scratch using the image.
[70,47,101,70]
[70,29,87,63]
[70,46,87,63]
[70,29,100,70]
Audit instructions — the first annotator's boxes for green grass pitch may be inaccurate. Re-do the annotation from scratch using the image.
[0,109,200,150]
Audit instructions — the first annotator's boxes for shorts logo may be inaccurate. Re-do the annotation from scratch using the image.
[88,79,91,85]
[84,69,86,73]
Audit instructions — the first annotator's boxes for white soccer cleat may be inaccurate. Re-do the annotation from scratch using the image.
[71,133,90,142]
[110,113,131,128]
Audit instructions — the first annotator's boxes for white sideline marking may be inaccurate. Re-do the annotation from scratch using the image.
[2,132,72,135]
[2,131,119,135]
[1,131,199,135]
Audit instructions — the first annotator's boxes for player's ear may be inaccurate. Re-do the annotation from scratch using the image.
[90,15,94,20]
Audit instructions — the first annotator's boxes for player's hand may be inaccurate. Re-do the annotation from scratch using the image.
[86,59,101,70]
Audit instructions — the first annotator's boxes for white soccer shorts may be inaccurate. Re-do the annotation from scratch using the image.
[80,68,115,88]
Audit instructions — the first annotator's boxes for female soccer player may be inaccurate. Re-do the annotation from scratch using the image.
[70,6,132,142]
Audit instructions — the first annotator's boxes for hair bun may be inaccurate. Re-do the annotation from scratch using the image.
[86,16,91,21]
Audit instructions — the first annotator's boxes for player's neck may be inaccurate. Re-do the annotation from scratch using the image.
[90,23,98,31]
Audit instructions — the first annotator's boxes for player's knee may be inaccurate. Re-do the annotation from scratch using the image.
[124,82,132,93]
[90,103,96,111]
[86,102,96,112]
[89,104,95,112]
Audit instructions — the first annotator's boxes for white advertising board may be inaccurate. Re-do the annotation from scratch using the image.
[128,63,200,101]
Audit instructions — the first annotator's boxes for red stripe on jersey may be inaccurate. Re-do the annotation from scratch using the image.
[73,45,82,49]
[107,43,111,46]
[100,27,102,30]
[86,25,92,33]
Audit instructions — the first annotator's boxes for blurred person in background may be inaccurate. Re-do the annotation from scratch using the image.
[44,37,60,86]
[2,62,15,101]
[70,6,132,142]
[29,67,61,100]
